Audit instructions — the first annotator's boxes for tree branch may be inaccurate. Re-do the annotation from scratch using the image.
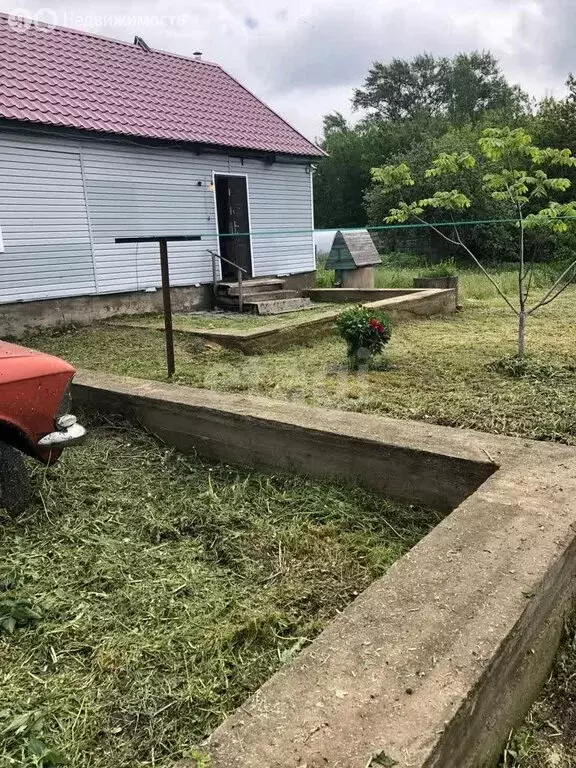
[529,257,576,314]
[524,261,535,303]
[444,220,519,314]
[529,275,574,312]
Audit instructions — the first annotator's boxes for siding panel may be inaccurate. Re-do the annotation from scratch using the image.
[0,136,95,302]
[0,129,315,302]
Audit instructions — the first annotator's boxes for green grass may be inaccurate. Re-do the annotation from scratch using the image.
[0,420,438,767]
[501,621,576,767]
[112,303,341,333]
[24,287,576,444]
[317,257,562,302]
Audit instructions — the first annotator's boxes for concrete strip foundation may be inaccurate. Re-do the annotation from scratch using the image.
[113,288,457,354]
[304,288,422,303]
[72,370,576,768]
[0,285,212,338]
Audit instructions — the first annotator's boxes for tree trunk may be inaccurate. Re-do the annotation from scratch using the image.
[518,309,526,357]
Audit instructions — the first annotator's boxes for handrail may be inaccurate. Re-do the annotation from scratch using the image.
[208,249,248,313]
[207,249,248,274]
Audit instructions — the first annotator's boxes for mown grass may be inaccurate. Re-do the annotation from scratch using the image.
[111,303,340,333]
[24,287,576,444]
[501,620,576,767]
[0,420,437,767]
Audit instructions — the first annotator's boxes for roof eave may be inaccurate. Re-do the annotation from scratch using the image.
[0,117,325,160]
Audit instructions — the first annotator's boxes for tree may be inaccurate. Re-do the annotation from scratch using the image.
[353,51,528,124]
[314,116,449,229]
[322,111,350,137]
[371,127,576,356]
[364,124,519,263]
[536,75,576,156]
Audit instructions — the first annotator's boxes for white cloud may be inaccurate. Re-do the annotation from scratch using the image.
[3,0,573,138]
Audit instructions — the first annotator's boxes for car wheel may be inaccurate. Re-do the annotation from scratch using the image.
[0,441,32,516]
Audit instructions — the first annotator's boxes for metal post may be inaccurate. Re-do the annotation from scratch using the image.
[238,267,243,313]
[159,238,175,377]
[212,250,218,289]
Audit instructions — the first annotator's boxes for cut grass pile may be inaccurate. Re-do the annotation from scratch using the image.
[110,303,340,333]
[501,621,576,767]
[24,288,576,444]
[0,421,437,768]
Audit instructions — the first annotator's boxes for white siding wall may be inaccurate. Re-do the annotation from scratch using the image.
[0,130,315,303]
[0,135,95,301]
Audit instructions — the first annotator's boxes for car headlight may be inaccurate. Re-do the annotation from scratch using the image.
[57,382,73,418]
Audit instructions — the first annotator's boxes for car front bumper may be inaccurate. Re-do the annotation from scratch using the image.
[38,422,87,448]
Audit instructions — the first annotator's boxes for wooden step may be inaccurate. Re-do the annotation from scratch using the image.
[247,297,313,315]
[217,290,300,307]
[218,279,285,296]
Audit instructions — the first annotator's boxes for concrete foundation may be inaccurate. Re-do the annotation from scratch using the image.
[0,285,212,338]
[414,276,459,304]
[305,288,422,303]
[113,288,457,355]
[72,371,576,768]
[278,270,317,291]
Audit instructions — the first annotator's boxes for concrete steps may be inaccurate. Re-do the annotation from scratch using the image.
[215,279,312,315]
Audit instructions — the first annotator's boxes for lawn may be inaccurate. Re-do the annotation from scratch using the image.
[24,287,576,444]
[111,303,340,332]
[0,421,437,768]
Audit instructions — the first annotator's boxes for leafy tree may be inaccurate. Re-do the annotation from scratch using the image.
[322,111,350,137]
[364,125,519,263]
[536,75,576,156]
[314,116,448,228]
[372,127,576,356]
[353,51,528,124]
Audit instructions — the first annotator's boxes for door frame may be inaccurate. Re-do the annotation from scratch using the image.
[212,171,254,280]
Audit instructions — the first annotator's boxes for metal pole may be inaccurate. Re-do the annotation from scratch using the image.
[238,266,243,313]
[159,238,175,377]
[212,250,218,289]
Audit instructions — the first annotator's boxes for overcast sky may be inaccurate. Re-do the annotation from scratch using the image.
[3,0,574,141]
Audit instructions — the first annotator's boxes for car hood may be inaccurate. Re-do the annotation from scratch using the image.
[0,341,43,359]
[0,341,75,380]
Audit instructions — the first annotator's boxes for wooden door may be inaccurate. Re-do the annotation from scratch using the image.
[215,175,253,280]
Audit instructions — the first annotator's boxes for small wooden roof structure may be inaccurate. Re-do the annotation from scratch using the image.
[326,230,381,271]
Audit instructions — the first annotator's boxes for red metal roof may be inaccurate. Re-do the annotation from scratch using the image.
[0,14,323,157]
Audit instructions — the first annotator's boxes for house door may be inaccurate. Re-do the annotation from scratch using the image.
[215,174,253,280]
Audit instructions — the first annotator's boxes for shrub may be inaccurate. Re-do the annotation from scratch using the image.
[418,259,458,278]
[335,306,392,370]
[381,251,427,269]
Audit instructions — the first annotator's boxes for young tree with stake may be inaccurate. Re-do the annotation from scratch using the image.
[372,127,576,356]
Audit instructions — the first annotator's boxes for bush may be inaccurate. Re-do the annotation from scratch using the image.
[335,306,392,370]
[418,259,458,278]
[381,251,427,269]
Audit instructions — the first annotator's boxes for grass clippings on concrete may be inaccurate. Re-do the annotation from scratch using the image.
[502,621,576,767]
[0,421,437,768]
[24,288,576,445]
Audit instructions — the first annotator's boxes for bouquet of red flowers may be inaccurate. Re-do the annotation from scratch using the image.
[335,306,392,370]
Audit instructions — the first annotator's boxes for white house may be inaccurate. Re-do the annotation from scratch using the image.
[0,14,323,331]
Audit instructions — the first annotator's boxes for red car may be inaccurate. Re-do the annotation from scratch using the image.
[0,341,86,515]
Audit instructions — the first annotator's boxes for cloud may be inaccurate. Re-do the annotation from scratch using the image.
[3,0,574,138]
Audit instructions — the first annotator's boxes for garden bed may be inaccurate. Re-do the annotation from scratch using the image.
[0,420,437,768]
